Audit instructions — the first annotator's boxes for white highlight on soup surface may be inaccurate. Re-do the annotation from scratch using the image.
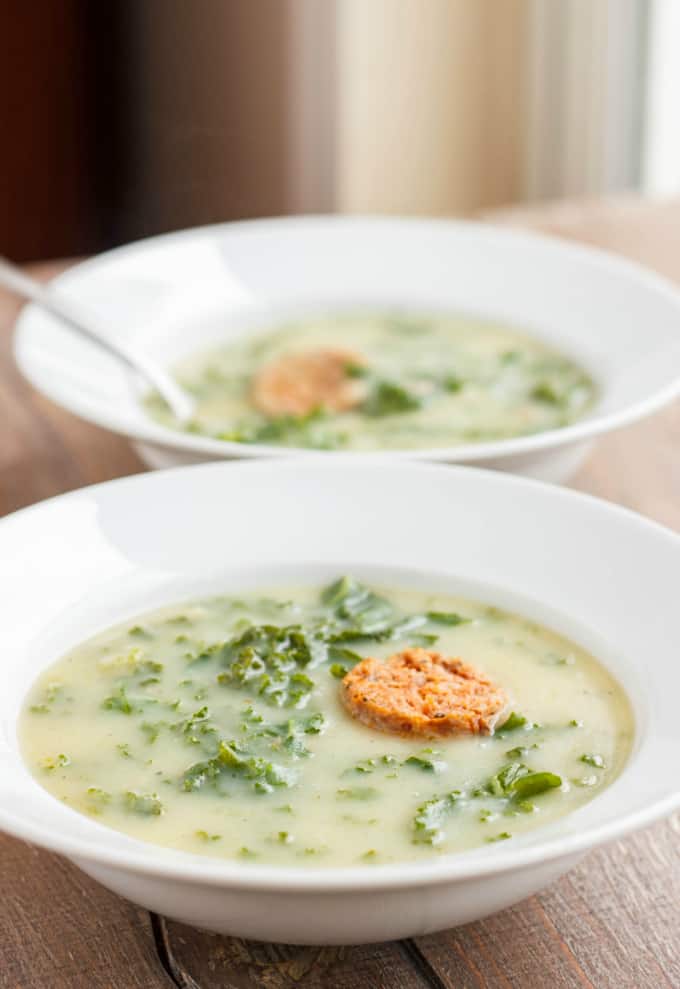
[20,579,632,866]
[145,311,597,450]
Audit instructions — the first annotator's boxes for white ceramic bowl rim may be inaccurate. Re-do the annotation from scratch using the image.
[1,459,680,892]
[13,215,680,462]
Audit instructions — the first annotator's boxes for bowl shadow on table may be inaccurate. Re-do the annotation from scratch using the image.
[155,916,416,988]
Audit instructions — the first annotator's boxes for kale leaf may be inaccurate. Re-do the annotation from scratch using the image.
[181,740,297,795]
[216,624,318,708]
[412,791,462,844]
[362,380,422,417]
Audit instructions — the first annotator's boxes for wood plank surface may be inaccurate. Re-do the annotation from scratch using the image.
[414,817,680,989]
[0,836,170,989]
[1,198,679,987]
[155,920,431,989]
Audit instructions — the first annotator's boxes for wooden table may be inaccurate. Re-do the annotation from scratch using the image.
[1,199,679,988]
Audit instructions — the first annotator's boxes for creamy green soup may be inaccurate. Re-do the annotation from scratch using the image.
[145,312,596,450]
[20,579,631,866]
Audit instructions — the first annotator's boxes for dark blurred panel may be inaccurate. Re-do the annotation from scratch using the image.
[1,1,293,261]
[0,2,95,260]
[116,0,293,242]
[81,3,134,250]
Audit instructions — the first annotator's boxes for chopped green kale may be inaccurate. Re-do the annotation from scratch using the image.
[128,625,153,639]
[497,711,528,733]
[219,408,342,451]
[30,682,66,714]
[442,375,463,393]
[172,706,220,753]
[403,749,447,773]
[101,686,135,715]
[86,787,111,806]
[328,645,363,665]
[322,577,394,627]
[362,380,422,417]
[140,720,168,744]
[241,710,326,758]
[531,382,563,405]
[181,740,297,795]
[509,772,562,799]
[195,830,221,842]
[40,753,70,772]
[426,611,469,626]
[123,791,164,816]
[216,623,318,708]
[412,792,462,845]
[319,577,436,645]
[486,762,561,800]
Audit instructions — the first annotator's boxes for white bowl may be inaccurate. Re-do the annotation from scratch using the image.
[0,459,678,944]
[14,216,680,483]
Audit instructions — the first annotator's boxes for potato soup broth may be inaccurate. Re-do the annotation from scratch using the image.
[145,312,597,450]
[20,580,632,867]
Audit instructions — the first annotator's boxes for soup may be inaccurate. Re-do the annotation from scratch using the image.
[20,579,631,866]
[145,312,597,450]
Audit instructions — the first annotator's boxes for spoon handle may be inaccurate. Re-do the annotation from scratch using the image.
[0,256,194,422]
[0,256,140,370]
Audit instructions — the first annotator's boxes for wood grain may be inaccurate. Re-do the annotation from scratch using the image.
[414,815,680,989]
[155,919,430,989]
[0,835,170,989]
[1,198,679,987]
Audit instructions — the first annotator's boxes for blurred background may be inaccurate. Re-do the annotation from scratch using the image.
[2,0,678,262]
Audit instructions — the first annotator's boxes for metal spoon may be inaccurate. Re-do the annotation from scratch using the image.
[0,256,195,423]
